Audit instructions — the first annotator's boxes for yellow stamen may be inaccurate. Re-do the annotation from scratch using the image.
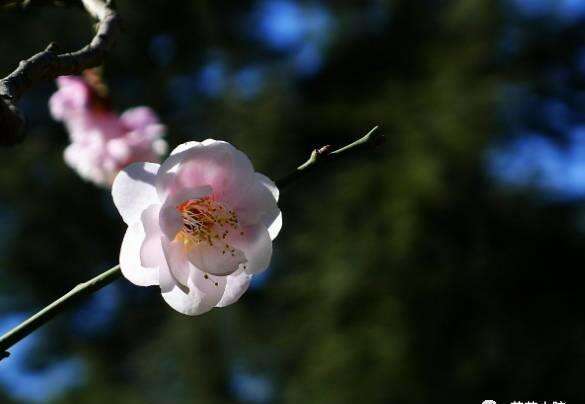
[176,196,240,253]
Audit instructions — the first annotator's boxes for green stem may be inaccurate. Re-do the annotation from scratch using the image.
[0,265,122,358]
[0,125,381,360]
[275,126,381,189]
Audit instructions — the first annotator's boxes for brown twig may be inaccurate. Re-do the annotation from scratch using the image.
[0,0,121,146]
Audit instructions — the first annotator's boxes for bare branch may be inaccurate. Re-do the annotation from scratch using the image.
[276,126,383,190]
[0,0,121,146]
[0,264,122,358]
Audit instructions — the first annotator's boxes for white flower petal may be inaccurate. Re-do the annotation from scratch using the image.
[120,220,159,287]
[231,224,272,274]
[139,205,165,268]
[161,282,207,316]
[255,172,279,202]
[156,142,205,200]
[161,267,226,316]
[156,140,255,203]
[170,141,202,156]
[216,268,253,308]
[112,162,160,225]
[164,185,213,207]
[162,238,190,287]
[234,179,278,226]
[157,255,175,292]
[187,241,246,276]
[191,268,227,306]
[159,205,184,242]
[264,210,282,241]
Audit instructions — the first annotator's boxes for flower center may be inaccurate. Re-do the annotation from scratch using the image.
[176,197,241,253]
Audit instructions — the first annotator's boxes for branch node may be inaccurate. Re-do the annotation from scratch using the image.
[277,126,382,189]
[316,145,332,156]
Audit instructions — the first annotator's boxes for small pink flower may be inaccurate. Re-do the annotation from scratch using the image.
[49,76,91,121]
[112,140,282,315]
[49,76,167,187]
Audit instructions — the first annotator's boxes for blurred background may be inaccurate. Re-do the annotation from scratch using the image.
[0,0,584,402]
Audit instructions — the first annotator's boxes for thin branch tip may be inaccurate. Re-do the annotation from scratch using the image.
[277,126,383,189]
[363,125,381,142]
[368,125,384,146]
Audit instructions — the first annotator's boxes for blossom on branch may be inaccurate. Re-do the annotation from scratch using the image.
[112,140,282,315]
[50,75,167,187]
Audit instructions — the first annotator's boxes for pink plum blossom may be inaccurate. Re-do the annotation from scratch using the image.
[112,140,282,315]
[49,75,167,187]
[49,76,91,121]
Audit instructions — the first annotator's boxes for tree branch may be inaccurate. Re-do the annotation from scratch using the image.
[0,126,382,360]
[0,0,121,146]
[0,264,122,358]
[276,126,382,190]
